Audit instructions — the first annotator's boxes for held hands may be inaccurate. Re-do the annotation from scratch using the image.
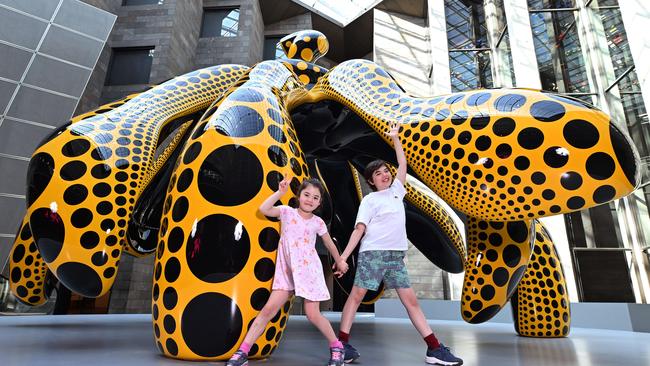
[386,121,400,140]
[332,257,349,278]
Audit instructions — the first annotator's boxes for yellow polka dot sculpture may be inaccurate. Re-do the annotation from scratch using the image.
[8,29,641,360]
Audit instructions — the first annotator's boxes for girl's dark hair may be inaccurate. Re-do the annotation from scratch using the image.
[290,178,326,211]
[363,160,388,191]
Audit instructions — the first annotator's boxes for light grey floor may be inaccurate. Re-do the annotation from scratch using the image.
[0,313,649,366]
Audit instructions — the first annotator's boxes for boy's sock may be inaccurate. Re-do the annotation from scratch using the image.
[424,333,440,349]
[330,340,344,349]
[338,330,350,343]
[239,342,252,354]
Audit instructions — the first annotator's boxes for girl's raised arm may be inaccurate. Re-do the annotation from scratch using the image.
[259,174,290,218]
[388,121,407,184]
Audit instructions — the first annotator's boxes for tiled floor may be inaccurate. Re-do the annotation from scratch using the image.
[0,313,649,365]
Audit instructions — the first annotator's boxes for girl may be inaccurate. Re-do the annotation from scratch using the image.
[226,177,350,366]
[336,122,463,365]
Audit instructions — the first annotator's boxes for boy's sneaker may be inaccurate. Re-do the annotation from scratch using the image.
[425,344,463,365]
[343,342,360,363]
[225,350,248,366]
[327,346,345,366]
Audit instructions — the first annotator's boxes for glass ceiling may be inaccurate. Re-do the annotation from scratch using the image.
[292,0,383,27]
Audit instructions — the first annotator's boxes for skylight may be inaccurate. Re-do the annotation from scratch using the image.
[292,0,383,27]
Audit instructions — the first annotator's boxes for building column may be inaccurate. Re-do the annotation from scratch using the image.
[618,0,650,113]
[502,0,542,88]
[427,0,452,95]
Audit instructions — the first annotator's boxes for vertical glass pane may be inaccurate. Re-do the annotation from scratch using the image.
[449,51,493,92]
[263,36,286,60]
[527,0,576,9]
[497,29,516,85]
[599,7,634,79]
[445,0,489,49]
[201,8,239,38]
[530,10,591,93]
[621,93,650,157]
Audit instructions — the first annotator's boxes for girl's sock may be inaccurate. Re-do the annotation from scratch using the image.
[338,330,349,343]
[239,342,252,354]
[330,340,343,349]
[424,333,440,349]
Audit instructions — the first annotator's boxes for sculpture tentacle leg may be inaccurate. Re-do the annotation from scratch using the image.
[8,217,54,306]
[23,64,247,298]
[511,221,571,337]
[152,60,309,360]
[462,217,534,323]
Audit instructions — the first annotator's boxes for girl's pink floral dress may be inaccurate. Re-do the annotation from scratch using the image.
[272,206,330,301]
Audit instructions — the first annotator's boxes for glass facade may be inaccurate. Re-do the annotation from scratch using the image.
[201,8,239,38]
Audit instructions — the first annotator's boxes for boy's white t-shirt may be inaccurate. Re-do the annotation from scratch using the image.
[355,178,408,252]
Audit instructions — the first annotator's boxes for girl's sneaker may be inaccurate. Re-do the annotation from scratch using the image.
[327,346,345,366]
[225,350,248,366]
[425,344,463,365]
[343,342,360,363]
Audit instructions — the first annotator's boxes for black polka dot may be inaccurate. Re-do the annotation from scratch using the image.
[166,339,178,356]
[251,287,271,311]
[177,169,193,192]
[91,146,112,161]
[560,171,583,190]
[567,196,585,209]
[71,208,93,228]
[530,100,565,122]
[609,124,638,187]
[164,257,181,282]
[215,106,265,138]
[92,182,111,198]
[475,136,491,151]
[163,287,178,310]
[167,227,184,253]
[198,145,263,206]
[80,231,99,249]
[91,164,111,179]
[514,156,530,171]
[480,285,495,301]
[103,267,115,278]
[470,114,490,130]
[26,153,55,206]
[268,125,286,143]
[56,262,102,297]
[507,221,529,243]
[492,267,509,287]
[60,161,86,181]
[63,184,88,205]
[495,144,512,159]
[259,227,280,252]
[91,251,108,266]
[586,152,615,180]
[492,117,515,137]
[542,189,556,200]
[163,314,176,334]
[543,147,569,168]
[531,172,546,185]
[494,94,526,112]
[181,292,242,357]
[185,214,250,283]
[254,258,275,282]
[467,92,491,106]
[502,245,522,268]
[593,185,615,204]
[517,127,544,149]
[183,142,202,165]
[172,197,189,222]
[563,120,599,149]
[61,139,91,158]
[470,299,483,311]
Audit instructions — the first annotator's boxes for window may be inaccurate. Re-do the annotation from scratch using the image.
[528,0,594,102]
[445,0,493,92]
[105,47,154,86]
[263,36,286,60]
[201,8,239,38]
[122,0,161,5]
